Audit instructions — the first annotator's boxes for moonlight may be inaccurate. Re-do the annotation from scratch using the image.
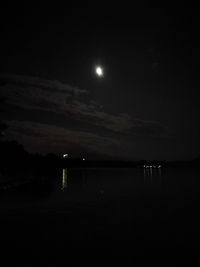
[95,66,104,77]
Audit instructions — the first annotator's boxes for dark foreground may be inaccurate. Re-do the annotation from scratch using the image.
[0,167,199,266]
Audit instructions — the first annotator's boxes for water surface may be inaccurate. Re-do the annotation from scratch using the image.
[0,167,199,266]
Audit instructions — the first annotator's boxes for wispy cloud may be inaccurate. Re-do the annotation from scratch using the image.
[0,74,171,158]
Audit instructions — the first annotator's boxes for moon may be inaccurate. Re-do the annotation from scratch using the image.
[95,66,104,77]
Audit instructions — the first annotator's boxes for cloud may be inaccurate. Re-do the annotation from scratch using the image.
[0,74,171,158]
[6,120,120,157]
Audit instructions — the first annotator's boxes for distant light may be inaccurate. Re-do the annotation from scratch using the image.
[95,66,103,77]
[82,158,86,161]
[63,154,68,158]
[158,165,162,168]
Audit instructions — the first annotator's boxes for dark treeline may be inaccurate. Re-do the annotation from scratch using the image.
[0,141,61,177]
[1,140,200,177]
[62,159,164,168]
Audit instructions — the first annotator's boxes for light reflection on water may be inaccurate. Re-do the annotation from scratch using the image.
[61,168,88,192]
[1,167,200,218]
[60,167,163,196]
[0,168,200,266]
[62,168,68,191]
[143,167,162,184]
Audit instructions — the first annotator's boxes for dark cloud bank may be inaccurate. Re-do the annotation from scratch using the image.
[0,74,171,160]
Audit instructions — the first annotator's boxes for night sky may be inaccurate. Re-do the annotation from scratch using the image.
[0,6,200,160]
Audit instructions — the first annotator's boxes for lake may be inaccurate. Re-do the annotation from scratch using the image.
[0,167,199,266]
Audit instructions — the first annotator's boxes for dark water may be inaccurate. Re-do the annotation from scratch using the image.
[0,167,200,266]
